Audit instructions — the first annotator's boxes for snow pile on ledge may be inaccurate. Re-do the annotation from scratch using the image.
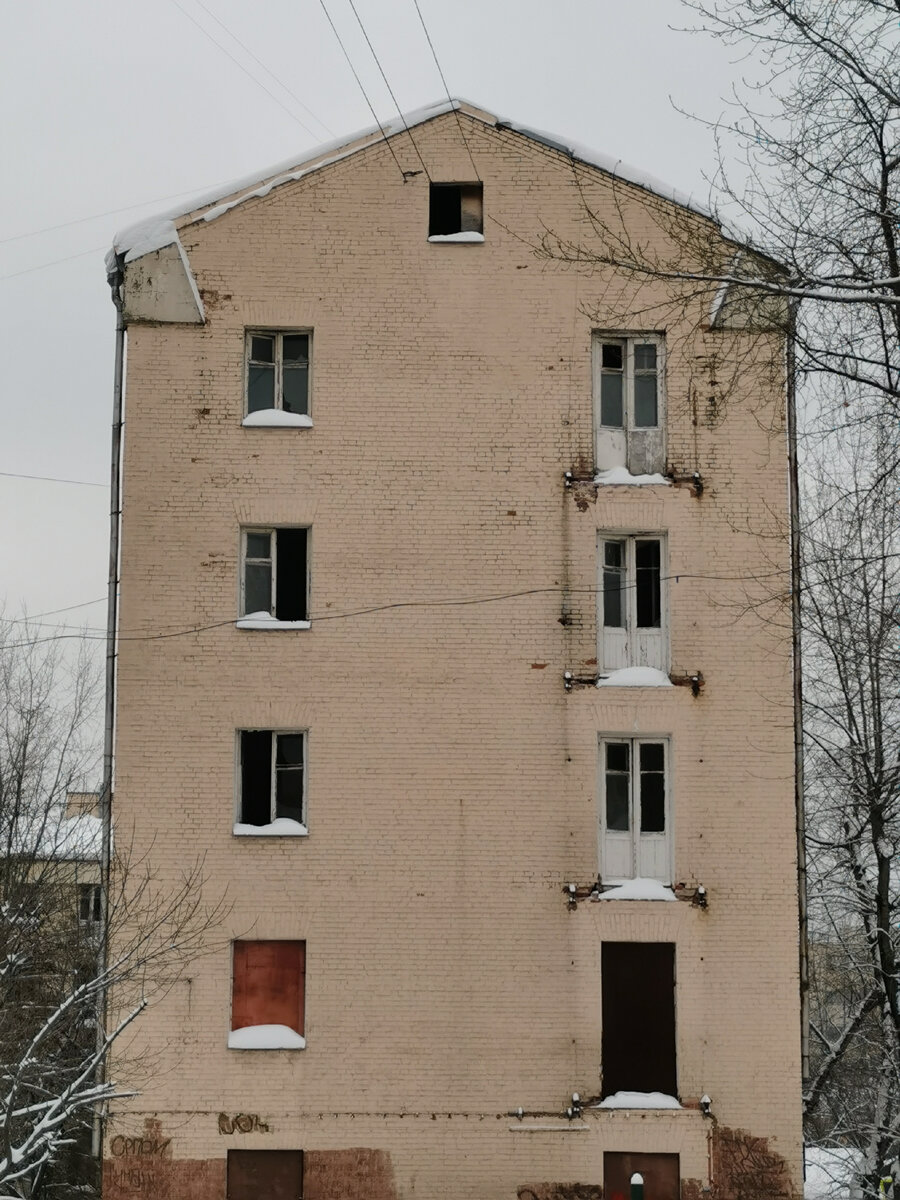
[228,1024,306,1050]
[594,467,670,487]
[597,667,672,687]
[596,1092,682,1110]
[233,819,308,837]
[596,878,676,902]
[235,612,311,631]
[427,232,485,243]
[803,1147,864,1200]
[241,410,313,428]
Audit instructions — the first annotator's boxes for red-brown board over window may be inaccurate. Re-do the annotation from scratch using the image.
[227,1149,303,1200]
[604,1152,679,1200]
[232,940,305,1034]
[601,942,676,1097]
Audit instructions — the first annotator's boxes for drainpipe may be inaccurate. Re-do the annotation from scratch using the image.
[787,301,809,1093]
[92,254,126,1160]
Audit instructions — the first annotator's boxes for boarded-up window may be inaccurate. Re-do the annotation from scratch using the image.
[232,941,305,1034]
[604,1152,679,1200]
[601,943,676,1097]
[227,1149,303,1200]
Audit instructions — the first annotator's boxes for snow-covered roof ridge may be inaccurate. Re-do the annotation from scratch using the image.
[109,98,719,267]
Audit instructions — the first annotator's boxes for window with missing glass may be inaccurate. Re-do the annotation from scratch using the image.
[246,332,311,416]
[240,528,309,622]
[593,334,665,475]
[599,534,667,671]
[238,730,306,830]
[601,737,670,883]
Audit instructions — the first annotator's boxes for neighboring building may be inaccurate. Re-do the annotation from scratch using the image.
[103,100,803,1200]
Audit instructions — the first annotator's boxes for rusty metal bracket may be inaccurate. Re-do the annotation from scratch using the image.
[670,671,704,697]
[563,670,599,692]
[668,470,704,497]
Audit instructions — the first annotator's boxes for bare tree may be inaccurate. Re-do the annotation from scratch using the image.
[0,617,223,1198]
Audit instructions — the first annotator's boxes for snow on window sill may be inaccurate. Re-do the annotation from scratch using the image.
[228,1024,306,1050]
[235,612,311,631]
[596,667,673,687]
[427,231,484,243]
[242,410,313,428]
[233,819,308,837]
[595,878,676,902]
[594,467,670,486]
[594,1092,682,1110]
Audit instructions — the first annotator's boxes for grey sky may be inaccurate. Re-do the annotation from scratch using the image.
[0,0,739,633]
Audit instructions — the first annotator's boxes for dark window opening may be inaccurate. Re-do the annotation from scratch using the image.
[603,541,625,627]
[604,1153,679,1200]
[227,1150,304,1200]
[242,528,308,620]
[429,183,483,235]
[635,539,661,628]
[240,730,305,826]
[232,940,306,1035]
[639,743,666,833]
[605,742,630,832]
[78,884,101,924]
[601,942,676,1097]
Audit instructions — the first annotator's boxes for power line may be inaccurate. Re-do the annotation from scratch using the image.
[345,0,431,180]
[409,0,480,181]
[7,598,107,623]
[0,470,106,488]
[317,0,409,182]
[0,245,107,284]
[168,0,321,141]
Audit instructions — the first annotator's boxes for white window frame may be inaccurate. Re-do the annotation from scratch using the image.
[235,728,308,833]
[78,883,102,927]
[599,736,672,884]
[238,526,310,628]
[598,533,668,672]
[244,329,312,418]
[592,333,665,474]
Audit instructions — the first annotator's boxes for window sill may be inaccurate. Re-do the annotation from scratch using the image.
[228,1024,306,1050]
[596,667,672,687]
[242,410,313,428]
[236,613,311,631]
[594,879,676,902]
[233,820,308,837]
[427,232,484,243]
[594,467,669,486]
[594,1092,682,1111]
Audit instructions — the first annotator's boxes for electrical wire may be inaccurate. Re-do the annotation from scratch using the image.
[0,245,107,284]
[6,599,107,623]
[316,0,410,183]
[409,0,480,181]
[0,471,105,488]
[345,0,431,179]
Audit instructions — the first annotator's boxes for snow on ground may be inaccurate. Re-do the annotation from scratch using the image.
[228,1024,306,1050]
[596,878,676,902]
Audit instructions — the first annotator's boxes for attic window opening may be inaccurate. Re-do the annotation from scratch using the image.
[428,183,483,240]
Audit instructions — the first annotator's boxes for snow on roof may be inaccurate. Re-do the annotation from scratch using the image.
[108,98,718,268]
[2,813,104,862]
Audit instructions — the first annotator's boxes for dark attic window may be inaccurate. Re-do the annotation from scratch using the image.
[428,183,483,238]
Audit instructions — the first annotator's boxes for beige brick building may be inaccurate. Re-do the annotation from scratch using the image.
[103,101,803,1200]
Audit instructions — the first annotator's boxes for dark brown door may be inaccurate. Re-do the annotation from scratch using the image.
[227,1150,303,1199]
[232,941,305,1033]
[604,1152,679,1200]
[601,942,676,1097]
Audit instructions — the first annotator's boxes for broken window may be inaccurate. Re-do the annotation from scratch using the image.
[246,331,310,416]
[78,883,102,926]
[601,738,670,883]
[604,1153,680,1200]
[227,1150,304,1200]
[428,182,483,237]
[593,334,665,474]
[231,940,306,1046]
[601,943,676,1098]
[599,535,666,672]
[241,527,309,621]
[239,730,306,829]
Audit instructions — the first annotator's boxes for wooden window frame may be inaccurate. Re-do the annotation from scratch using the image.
[244,330,312,417]
[236,729,308,830]
[598,533,668,672]
[239,526,310,622]
[593,333,666,474]
[599,736,672,884]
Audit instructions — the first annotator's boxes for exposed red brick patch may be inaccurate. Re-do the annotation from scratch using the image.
[710,1125,799,1200]
[516,1186,602,1200]
[305,1148,397,1199]
[103,1156,225,1200]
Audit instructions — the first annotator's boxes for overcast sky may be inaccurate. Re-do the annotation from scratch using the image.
[0,0,741,638]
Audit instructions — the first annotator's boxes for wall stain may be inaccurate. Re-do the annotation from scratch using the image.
[708,1125,799,1200]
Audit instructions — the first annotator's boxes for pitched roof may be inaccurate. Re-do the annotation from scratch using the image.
[108,98,717,273]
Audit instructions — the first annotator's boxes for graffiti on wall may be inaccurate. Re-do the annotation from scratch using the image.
[517,1186,603,1200]
[217,1112,272,1134]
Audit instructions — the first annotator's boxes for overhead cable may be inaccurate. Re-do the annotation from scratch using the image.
[409,0,480,180]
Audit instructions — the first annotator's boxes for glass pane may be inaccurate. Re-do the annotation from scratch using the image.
[600,373,623,427]
[604,541,623,569]
[603,569,624,626]
[640,743,664,772]
[606,775,630,831]
[282,364,309,415]
[250,335,275,363]
[635,540,661,628]
[282,334,309,363]
[275,769,304,822]
[640,772,665,833]
[244,562,271,615]
[276,734,304,767]
[606,743,630,772]
[634,374,658,427]
[248,364,275,412]
[601,343,623,370]
[634,343,657,370]
[246,532,270,560]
